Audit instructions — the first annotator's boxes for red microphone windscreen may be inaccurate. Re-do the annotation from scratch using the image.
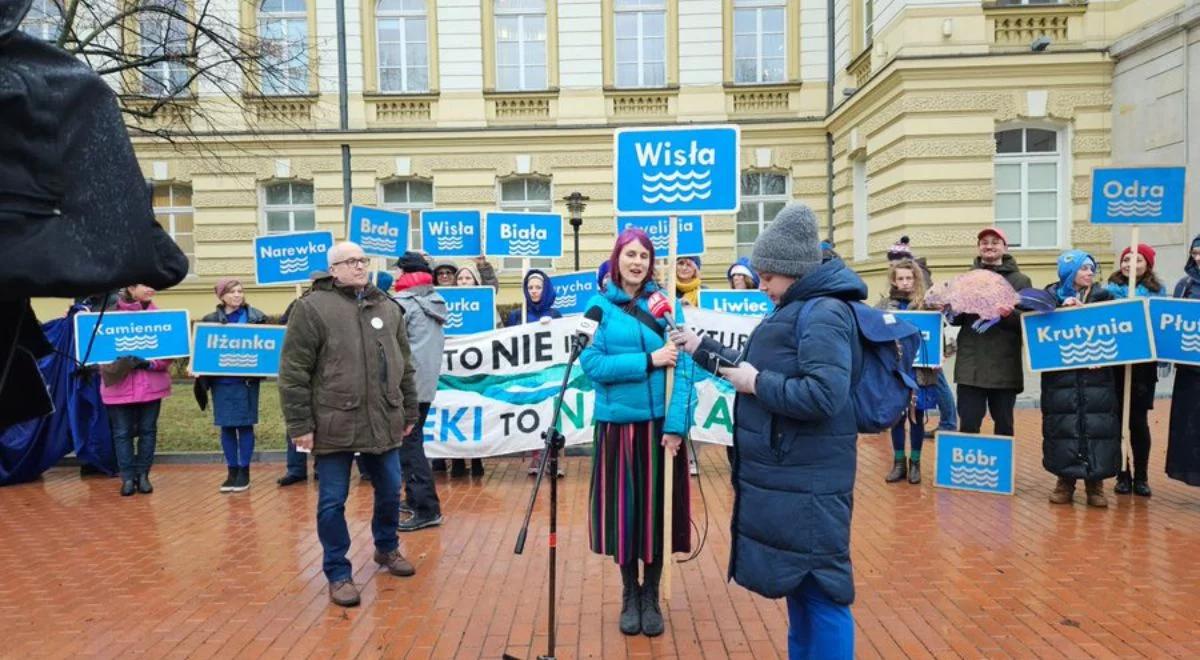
[647,291,672,319]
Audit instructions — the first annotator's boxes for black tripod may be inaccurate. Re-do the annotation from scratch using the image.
[506,333,588,660]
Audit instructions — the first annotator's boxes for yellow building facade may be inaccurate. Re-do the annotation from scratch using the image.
[27,0,1187,319]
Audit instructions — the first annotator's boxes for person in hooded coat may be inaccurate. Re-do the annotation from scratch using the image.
[1040,251,1119,507]
[1166,235,1200,487]
[726,258,760,290]
[393,252,448,529]
[505,269,564,475]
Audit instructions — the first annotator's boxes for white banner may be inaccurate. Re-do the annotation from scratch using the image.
[422,308,759,458]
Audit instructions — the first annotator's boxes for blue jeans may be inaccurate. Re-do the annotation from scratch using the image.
[786,578,854,660]
[314,448,403,583]
[107,400,162,481]
[219,426,255,468]
[935,370,957,430]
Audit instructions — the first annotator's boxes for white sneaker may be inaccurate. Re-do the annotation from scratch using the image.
[689,458,699,477]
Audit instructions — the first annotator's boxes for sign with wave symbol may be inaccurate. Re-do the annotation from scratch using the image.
[614,125,740,216]
[74,309,192,366]
[484,212,562,258]
[437,286,496,336]
[1149,298,1200,366]
[934,432,1014,495]
[615,216,705,257]
[1090,166,1185,225]
[191,323,286,377]
[349,205,410,258]
[254,231,334,285]
[422,210,482,258]
[549,270,599,316]
[1022,299,1155,372]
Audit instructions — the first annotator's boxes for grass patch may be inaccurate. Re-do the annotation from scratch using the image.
[157,381,287,452]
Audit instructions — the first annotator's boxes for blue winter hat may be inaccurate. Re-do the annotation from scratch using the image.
[1055,249,1097,302]
[597,261,611,289]
[726,257,760,287]
[678,255,701,269]
[374,270,394,293]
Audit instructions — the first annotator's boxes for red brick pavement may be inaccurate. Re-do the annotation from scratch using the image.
[2,407,1199,659]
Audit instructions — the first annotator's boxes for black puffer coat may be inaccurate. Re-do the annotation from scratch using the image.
[1040,285,1121,480]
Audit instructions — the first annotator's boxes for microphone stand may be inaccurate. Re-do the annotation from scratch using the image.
[507,332,588,660]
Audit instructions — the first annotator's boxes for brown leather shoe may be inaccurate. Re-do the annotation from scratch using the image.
[329,580,360,607]
[1084,480,1108,508]
[374,548,416,577]
[1049,477,1075,504]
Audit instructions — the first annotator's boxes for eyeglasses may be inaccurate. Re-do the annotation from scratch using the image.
[332,257,370,268]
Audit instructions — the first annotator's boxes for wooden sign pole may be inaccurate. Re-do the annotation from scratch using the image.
[661,214,679,603]
[1120,227,1140,480]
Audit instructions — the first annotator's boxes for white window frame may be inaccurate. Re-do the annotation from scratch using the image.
[733,0,786,85]
[260,181,316,234]
[852,158,869,262]
[380,178,434,252]
[497,176,554,271]
[735,170,791,257]
[153,183,196,275]
[494,0,548,92]
[376,0,430,93]
[861,0,874,48]
[614,0,666,89]
[21,0,62,42]
[140,0,190,97]
[993,124,1069,250]
[258,0,309,95]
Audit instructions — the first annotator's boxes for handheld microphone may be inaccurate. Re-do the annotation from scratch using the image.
[573,306,604,349]
[647,291,678,331]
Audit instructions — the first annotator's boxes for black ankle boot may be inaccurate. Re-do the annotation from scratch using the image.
[137,473,153,494]
[120,479,136,496]
[1133,477,1152,497]
[619,563,641,635]
[220,467,237,493]
[1114,470,1132,494]
[885,458,907,483]
[640,561,664,637]
[907,459,921,485]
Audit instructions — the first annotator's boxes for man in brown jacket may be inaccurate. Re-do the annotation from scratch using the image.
[278,241,420,607]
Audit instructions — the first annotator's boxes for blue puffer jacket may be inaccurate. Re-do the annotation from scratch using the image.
[727,258,866,605]
[579,282,696,436]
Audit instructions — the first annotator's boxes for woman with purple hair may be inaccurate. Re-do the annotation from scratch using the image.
[579,228,697,638]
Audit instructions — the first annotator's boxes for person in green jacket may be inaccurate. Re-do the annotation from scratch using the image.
[278,241,420,608]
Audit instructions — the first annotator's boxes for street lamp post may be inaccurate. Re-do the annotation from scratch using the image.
[563,191,589,272]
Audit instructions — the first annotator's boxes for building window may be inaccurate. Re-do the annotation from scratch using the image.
[495,0,547,92]
[736,171,789,257]
[262,181,316,234]
[994,127,1062,249]
[733,0,785,84]
[498,177,553,270]
[152,184,195,274]
[381,178,434,251]
[614,0,666,89]
[140,0,190,97]
[852,158,869,262]
[21,0,61,41]
[861,0,874,48]
[376,0,429,93]
[258,0,309,95]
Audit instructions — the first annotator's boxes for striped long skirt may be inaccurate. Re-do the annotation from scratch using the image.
[588,419,691,565]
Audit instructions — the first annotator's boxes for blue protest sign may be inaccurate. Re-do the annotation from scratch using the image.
[615,216,705,256]
[484,212,563,258]
[253,231,334,285]
[438,286,496,335]
[348,205,409,258]
[890,311,943,368]
[697,289,774,317]
[550,271,599,316]
[1149,298,1200,366]
[1090,166,1186,224]
[1021,299,1156,372]
[934,432,1015,495]
[614,125,741,216]
[74,310,191,366]
[421,210,482,258]
[190,323,287,377]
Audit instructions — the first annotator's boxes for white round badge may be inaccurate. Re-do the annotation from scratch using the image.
[370,317,384,330]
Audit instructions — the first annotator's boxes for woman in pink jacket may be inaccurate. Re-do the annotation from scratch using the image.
[100,285,173,496]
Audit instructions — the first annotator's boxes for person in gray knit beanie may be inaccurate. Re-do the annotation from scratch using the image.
[750,204,824,278]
